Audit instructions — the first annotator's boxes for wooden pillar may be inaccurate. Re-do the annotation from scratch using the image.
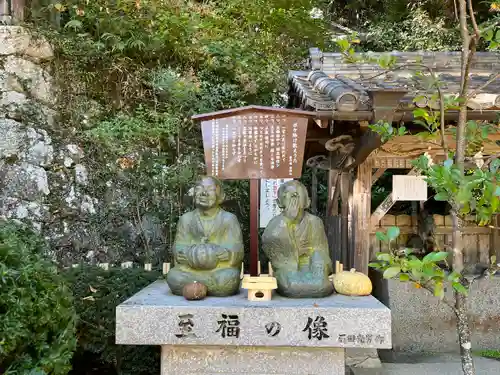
[249,179,259,276]
[340,172,351,268]
[352,159,372,274]
[492,214,500,262]
[311,166,318,215]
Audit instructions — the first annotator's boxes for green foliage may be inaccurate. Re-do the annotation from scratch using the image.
[410,115,500,225]
[368,121,407,143]
[369,226,463,298]
[25,0,334,265]
[413,154,500,224]
[476,349,500,359]
[0,221,77,375]
[363,9,462,51]
[63,266,162,375]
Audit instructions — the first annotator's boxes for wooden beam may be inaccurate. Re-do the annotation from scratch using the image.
[371,168,387,184]
[314,118,329,128]
[340,172,351,268]
[492,215,500,263]
[370,168,420,229]
[352,159,372,274]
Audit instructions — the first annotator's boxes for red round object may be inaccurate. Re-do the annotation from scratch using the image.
[182,282,208,300]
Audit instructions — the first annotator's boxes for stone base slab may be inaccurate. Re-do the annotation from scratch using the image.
[161,344,345,375]
[116,280,391,349]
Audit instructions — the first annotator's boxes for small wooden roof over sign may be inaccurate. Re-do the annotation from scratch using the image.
[192,106,315,180]
[288,48,500,121]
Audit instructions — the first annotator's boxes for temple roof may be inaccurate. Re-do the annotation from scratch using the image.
[288,48,500,115]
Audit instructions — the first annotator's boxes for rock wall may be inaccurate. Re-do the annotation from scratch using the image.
[0,26,99,263]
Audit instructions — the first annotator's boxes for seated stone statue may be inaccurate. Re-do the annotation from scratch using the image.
[166,176,244,297]
[262,180,334,298]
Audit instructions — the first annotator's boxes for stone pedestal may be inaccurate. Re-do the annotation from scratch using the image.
[116,280,392,375]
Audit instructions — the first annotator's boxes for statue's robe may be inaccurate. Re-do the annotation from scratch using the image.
[167,208,244,296]
[262,212,333,298]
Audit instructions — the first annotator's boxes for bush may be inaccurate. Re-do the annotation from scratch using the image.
[364,9,462,51]
[64,266,162,375]
[0,220,77,375]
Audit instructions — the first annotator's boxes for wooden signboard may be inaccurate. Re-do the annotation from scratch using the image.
[392,175,428,201]
[200,113,308,180]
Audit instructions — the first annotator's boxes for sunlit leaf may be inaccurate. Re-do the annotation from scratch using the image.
[383,266,401,279]
[428,252,449,262]
[375,232,388,242]
[376,253,392,262]
[399,273,410,282]
[434,192,449,201]
[452,282,468,295]
[386,226,400,242]
[434,281,444,298]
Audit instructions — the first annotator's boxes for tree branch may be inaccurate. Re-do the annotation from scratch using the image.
[467,0,481,41]
[466,73,500,99]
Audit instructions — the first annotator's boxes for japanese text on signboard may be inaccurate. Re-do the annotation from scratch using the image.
[201,113,307,180]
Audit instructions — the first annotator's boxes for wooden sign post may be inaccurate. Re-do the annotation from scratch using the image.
[192,106,311,276]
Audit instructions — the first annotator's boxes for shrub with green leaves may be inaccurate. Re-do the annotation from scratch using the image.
[64,266,162,375]
[0,221,77,375]
[369,226,467,298]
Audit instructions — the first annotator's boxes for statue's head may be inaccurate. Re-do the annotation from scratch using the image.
[194,176,225,210]
[276,180,310,221]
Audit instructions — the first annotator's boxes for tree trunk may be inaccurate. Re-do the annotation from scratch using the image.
[454,1,475,373]
[455,288,475,375]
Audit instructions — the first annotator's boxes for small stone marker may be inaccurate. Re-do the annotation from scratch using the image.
[241,275,278,301]
[392,175,427,201]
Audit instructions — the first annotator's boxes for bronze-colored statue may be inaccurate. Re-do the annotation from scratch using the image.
[166,176,244,297]
[262,180,334,298]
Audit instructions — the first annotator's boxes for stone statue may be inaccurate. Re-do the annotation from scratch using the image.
[262,180,334,298]
[166,176,244,297]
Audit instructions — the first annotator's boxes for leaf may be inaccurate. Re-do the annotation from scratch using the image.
[375,231,388,242]
[407,258,423,269]
[386,226,400,242]
[399,273,410,282]
[413,108,428,119]
[89,285,97,293]
[434,281,444,298]
[336,39,350,51]
[378,254,393,263]
[452,282,468,295]
[383,266,401,279]
[82,295,96,301]
[447,271,461,282]
[428,252,449,262]
[28,369,47,375]
[491,255,497,265]
[64,19,83,31]
[434,192,448,201]
[368,262,383,269]
[494,186,500,197]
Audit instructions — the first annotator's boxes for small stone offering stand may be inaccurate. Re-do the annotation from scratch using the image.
[115,106,392,374]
